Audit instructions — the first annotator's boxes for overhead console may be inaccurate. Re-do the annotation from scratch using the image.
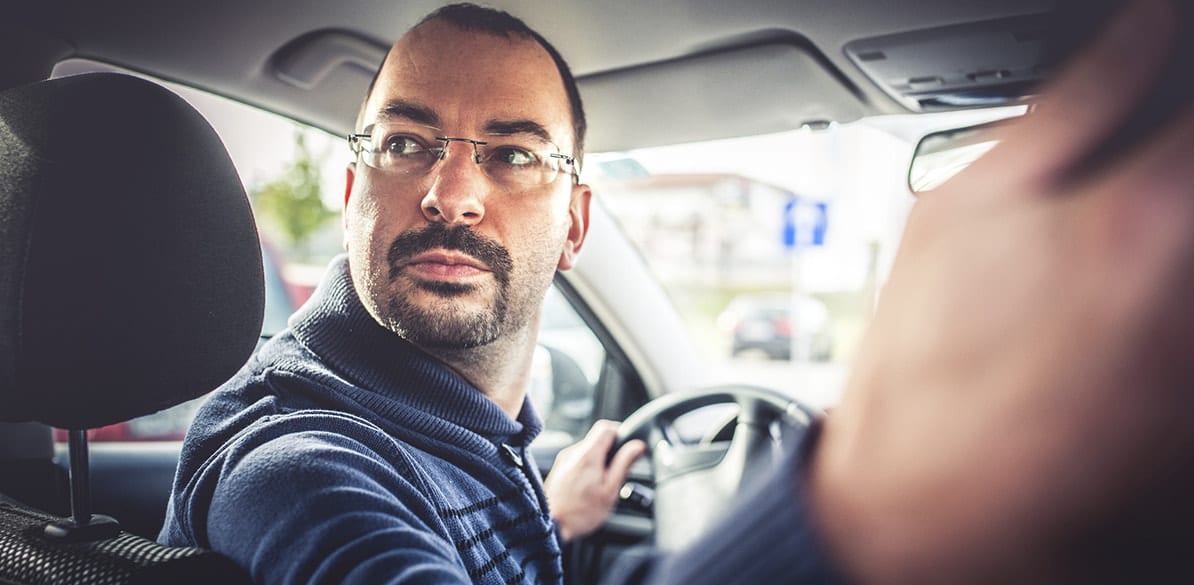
[845,13,1051,112]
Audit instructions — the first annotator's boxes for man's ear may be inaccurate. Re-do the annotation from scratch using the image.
[342,163,356,250]
[344,162,356,209]
[557,184,592,271]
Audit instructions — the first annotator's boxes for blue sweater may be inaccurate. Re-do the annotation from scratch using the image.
[160,256,561,584]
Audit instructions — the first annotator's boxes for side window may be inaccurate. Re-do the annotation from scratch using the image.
[528,285,605,448]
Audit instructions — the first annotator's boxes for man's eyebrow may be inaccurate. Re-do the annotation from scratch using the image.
[377,100,442,128]
[484,119,555,144]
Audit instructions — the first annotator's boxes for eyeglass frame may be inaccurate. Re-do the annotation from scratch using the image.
[347,123,581,186]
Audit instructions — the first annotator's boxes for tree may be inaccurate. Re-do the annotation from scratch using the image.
[251,130,337,261]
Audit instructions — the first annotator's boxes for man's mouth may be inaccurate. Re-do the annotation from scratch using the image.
[401,250,491,281]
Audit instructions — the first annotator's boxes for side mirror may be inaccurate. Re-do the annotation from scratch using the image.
[908,116,1021,194]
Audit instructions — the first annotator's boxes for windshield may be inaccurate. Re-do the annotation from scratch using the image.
[582,111,1007,408]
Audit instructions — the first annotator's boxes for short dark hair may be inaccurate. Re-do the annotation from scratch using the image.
[360,3,587,166]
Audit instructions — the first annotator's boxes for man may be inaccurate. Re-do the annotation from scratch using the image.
[161,4,644,584]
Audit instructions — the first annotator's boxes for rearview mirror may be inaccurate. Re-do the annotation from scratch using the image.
[908,117,1018,193]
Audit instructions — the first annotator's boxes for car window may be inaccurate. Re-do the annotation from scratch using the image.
[586,129,898,410]
[528,286,605,448]
[585,108,1020,408]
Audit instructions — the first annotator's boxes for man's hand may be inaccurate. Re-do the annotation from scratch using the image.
[544,420,646,542]
[810,0,1194,583]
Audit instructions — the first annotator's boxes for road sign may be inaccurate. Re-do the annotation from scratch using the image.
[782,198,828,249]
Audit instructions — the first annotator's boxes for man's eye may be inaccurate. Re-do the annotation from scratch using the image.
[490,146,538,166]
[382,135,426,155]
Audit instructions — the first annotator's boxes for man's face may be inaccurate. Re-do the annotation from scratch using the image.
[344,21,589,349]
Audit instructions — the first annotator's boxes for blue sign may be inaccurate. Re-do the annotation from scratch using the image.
[782,198,827,249]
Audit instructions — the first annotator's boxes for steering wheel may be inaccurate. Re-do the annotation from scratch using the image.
[611,385,820,551]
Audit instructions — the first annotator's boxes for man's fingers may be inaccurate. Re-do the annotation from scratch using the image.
[1114,94,1194,182]
[1083,101,1194,255]
[971,0,1177,189]
[580,419,645,486]
[582,419,619,461]
[605,439,646,488]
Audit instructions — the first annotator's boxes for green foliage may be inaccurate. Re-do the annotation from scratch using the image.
[251,130,336,258]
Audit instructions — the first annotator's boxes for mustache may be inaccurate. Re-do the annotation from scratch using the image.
[386,223,513,286]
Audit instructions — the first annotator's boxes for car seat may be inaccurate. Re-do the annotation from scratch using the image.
[0,72,261,584]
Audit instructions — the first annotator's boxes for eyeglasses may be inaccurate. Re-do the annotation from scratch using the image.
[348,122,579,187]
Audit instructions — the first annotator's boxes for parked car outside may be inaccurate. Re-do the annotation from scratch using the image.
[719,292,832,361]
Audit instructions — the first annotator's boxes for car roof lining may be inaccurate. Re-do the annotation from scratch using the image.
[266,29,868,153]
[4,0,1055,152]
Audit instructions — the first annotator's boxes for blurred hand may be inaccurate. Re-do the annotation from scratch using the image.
[810,1,1194,583]
[544,420,646,542]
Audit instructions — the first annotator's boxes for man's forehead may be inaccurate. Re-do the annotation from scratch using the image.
[368,98,560,144]
[366,24,573,147]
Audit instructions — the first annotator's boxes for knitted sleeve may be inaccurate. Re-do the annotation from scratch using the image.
[194,411,473,585]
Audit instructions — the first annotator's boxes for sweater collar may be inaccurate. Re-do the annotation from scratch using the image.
[288,255,542,445]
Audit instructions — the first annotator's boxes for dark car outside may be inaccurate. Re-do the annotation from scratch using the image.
[719,292,833,361]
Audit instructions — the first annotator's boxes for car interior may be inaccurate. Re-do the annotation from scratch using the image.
[0,0,1058,583]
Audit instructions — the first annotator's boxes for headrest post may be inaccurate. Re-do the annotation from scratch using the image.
[66,429,91,526]
[42,429,121,541]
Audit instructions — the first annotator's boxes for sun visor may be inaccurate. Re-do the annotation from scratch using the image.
[580,42,867,153]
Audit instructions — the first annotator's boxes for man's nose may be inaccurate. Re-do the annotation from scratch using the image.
[420,140,487,225]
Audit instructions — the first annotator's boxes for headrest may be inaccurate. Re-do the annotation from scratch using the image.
[0,73,264,429]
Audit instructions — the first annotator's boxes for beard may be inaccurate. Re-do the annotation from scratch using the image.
[374,223,516,349]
